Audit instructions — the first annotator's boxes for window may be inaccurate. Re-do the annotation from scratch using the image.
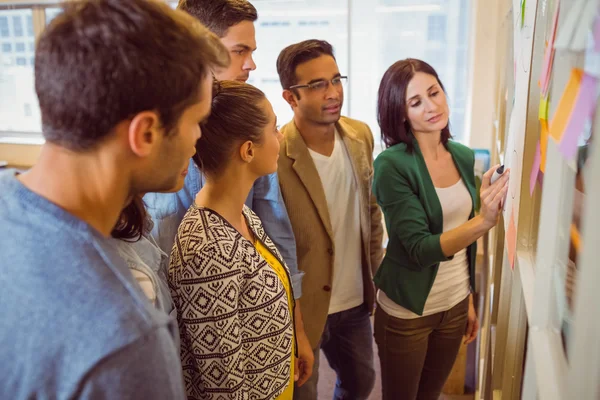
[26,16,33,37]
[427,15,447,42]
[1,1,472,146]
[0,9,39,134]
[0,16,8,37]
[252,0,349,127]
[250,1,471,149]
[12,16,23,37]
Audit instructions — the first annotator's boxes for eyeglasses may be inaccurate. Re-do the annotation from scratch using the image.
[288,76,348,92]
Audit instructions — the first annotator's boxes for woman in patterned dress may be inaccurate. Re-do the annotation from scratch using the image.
[169,80,296,400]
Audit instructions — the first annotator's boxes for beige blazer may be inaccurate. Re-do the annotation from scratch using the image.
[278,116,385,348]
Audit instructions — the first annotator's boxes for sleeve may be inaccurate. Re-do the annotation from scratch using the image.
[252,172,304,298]
[363,124,385,274]
[373,154,453,269]
[74,328,185,400]
[169,236,245,397]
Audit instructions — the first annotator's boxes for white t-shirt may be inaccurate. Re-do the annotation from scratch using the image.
[377,178,472,319]
[308,130,364,314]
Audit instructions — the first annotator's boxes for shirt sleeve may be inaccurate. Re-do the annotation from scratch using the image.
[252,172,304,298]
[74,328,185,400]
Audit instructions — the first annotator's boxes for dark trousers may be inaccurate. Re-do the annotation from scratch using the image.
[374,296,469,400]
[293,303,376,400]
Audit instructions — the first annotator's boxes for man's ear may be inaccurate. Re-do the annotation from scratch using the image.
[239,140,254,164]
[282,89,299,109]
[128,111,162,157]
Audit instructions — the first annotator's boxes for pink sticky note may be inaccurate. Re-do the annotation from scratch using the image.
[558,74,598,161]
[594,13,600,52]
[506,208,517,270]
[540,1,560,95]
[530,141,541,196]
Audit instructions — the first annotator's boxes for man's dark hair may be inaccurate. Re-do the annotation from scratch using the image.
[276,39,336,93]
[35,0,229,151]
[177,0,257,37]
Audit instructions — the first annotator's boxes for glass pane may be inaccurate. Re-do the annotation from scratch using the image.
[252,0,349,128]
[0,9,40,133]
[375,0,471,144]
[344,0,472,154]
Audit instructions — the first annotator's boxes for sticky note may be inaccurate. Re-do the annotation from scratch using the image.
[540,120,549,172]
[530,140,541,196]
[521,0,526,28]
[549,68,583,142]
[540,1,560,95]
[538,97,549,120]
[559,74,598,161]
[507,207,517,270]
[595,13,600,52]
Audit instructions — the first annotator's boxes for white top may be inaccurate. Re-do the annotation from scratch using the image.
[377,179,472,319]
[308,130,364,314]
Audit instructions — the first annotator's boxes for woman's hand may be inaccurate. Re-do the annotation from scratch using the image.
[479,165,510,229]
[464,294,479,344]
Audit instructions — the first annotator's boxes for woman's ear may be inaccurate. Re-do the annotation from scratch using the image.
[239,140,254,163]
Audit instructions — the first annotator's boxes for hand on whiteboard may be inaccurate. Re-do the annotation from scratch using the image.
[479,164,510,229]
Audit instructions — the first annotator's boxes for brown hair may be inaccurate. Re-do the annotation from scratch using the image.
[177,0,257,37]
[35,0,229,151]
[193,80,268,177]
[111,196,147,241]
[378,58,451,151]
[276,39,335,94]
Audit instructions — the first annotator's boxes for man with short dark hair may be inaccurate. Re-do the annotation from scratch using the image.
[0,0,229,398]
[276,39,385,400]
[145,0,314,387]
[177,0,257,82]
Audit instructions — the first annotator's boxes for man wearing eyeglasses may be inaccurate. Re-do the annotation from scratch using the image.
[276,39,385,400]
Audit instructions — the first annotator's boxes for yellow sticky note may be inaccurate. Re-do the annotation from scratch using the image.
[549,68,583,142]
[539,97,549,120]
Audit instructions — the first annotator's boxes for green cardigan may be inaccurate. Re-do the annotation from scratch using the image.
[372,139,477,316]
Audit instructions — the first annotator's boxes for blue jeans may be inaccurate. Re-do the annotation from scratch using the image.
[294,304,375,400]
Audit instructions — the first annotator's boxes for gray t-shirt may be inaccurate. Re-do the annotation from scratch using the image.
[0,171,185,399]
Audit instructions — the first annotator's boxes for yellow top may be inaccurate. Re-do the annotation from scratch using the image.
[254,239,294,400]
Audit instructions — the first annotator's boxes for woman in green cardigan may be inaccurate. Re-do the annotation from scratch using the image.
[373,59,509,400]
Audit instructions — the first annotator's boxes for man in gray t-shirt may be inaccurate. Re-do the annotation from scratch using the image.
[0,1,229,398]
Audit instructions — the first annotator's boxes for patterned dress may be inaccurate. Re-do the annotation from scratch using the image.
[169,205,295,400]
